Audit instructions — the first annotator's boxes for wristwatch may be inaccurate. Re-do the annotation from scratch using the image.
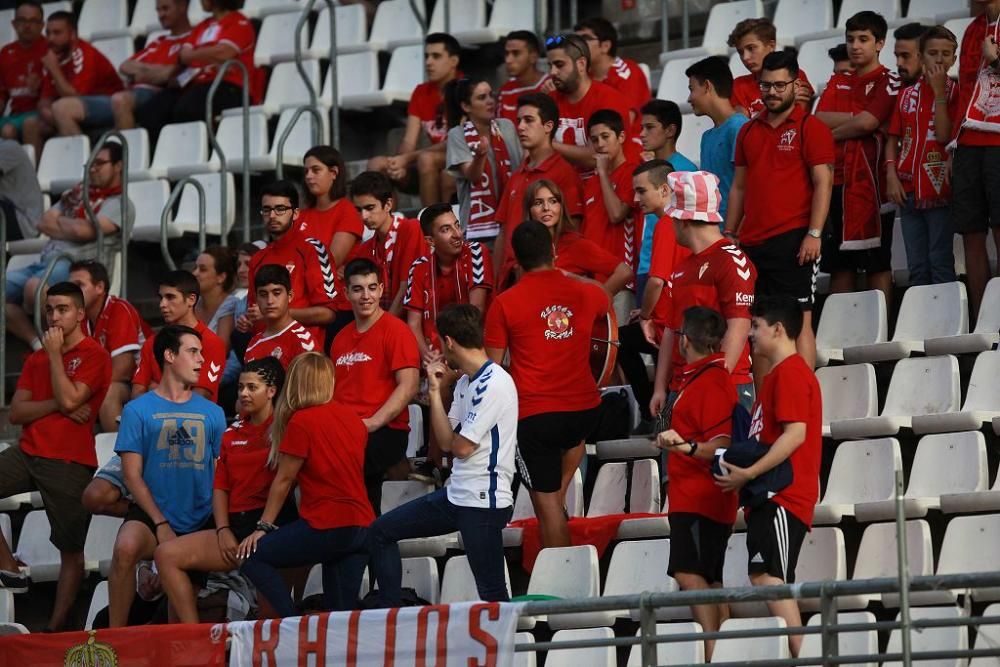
[807,228,822,239]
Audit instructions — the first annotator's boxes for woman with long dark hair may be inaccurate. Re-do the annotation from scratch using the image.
[298,145,363,267]
[193,245,239,352]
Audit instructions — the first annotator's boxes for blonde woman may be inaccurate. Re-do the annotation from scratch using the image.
[237,352,372,615]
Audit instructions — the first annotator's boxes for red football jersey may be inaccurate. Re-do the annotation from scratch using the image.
[330,312,420,431]
[17,336,111,467]
[581,157,642,269]
[483,268,608,418]
[496,73,550,124]
[185,11,258,98]
[555,230,621,282]
[0,38,46,113]
[82,295,152,359]
[550,80,634,173]
[408,80,449,144]
[956,14,1000,147]
[730,69,813,119]
[128,31,189,90]
[816,71,853,184]
[889,78,959,199]
[647,215,692,338]
[244,320,318,369]
[133,320,226,401]
[354,213,429,311]
[602,57,650,114]
[214,415,276,513]
[297,198,364,249]
[40,39,123,99]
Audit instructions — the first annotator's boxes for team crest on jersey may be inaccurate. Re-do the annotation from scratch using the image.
[271,346,283,360]
[67,357,82,375]
[778,128,797,150]
[541,305,574,340]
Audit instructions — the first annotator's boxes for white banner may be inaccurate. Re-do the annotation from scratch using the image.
[227,602,522,667]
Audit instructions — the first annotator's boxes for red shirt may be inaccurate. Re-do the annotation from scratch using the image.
[667,354,739,525]
[279,400,373,530]
[408,80,449,144]
[354,214,429,311]
[82,295,153,359]
[667,238,755,390]
[602,57,650,115]
[647,214,691,338]
[185,11,259,98]
[17,336,111,467]
[746,353,822,527]
[484,268,609,418]
[497,73,550,124]
[244,320,318,369]
[555,230,621,282]
[330,312,420,431]
[128,31,189,90]
[133,320,226,401]
[730,69,813,119]
[40,39,123,99]
[550,80,635,172]
[214,415,275,513]
[403,242,494,347]
[734,105,836,245]
[956,13,1000,147]
[297,199,364,250]
[816,71,853,184]
[889,78,959,199]
[0,38,47,113]
[581,157,642,269]
[248,228,339,342]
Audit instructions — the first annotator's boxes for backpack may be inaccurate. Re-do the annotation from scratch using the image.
[587,389,632,443]
[684,362,751,443]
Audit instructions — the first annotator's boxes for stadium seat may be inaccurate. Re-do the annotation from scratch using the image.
[798,0,902,43]
[15,510,60,582]
[946,18,975,79]
[129,0,160,36]
[855,432,987,522]
[43,2,73,19]
[188,2,211,24]
[0,488,34,512]
[374,0,427,51]
[400,556,439,604]
[37,135,90,193]
[428,0,487,42]
[92,36,134,72]
[268,107,330,169]
[813,438,901,525]
[713,617,790,661]
[306,3,370,56]
[546,628,615,667]
[914,352,1000,433]
[207,112,274,173]
[303,563,370,600]
[797,37,843,95]
[0,591,12,623]
[78,0,129,40]
[773,0,835,47]
[854,521,934,607]
[659,0,764,64]
[253,12,310,66]
[514,632,537,667]
[817,364,878,437]
[380,480,433,515]
[115,127,154,182]
[0,514,10,548]
[21,143,35,168]
[587,460,660,517]
[149,121,211,180]
[925,278,1000,355]
[172,172,236,237]
[799,612,877,666]
[323,51,380,106]
[794,527,846,612]
[676,114,713,167]
[878,32,897,71]
[656,57,700,112]
[927,514,1000,604]
[405,404,423,458]
[439,554,511,604]
[971,604,1000,667]
[906,0,970,23]
[454,0,540,45]
[340,46,423,109]
[830,356,961,439]
[884,606,967,666]
[522,545,601,630]
[603,539,684,621]
[226,60,322,118]
[85,580,108,630]
[0,9,13,47]
[242,0,305,19]
[722,532,770,617]
[84,515,123,576]
[600,384,641,432]
[504,470,583,546]
[941,454,1000,515]
[625,623,704,666]
[815,290,887,366]
[0,622,29,636]
[126,179,172,242]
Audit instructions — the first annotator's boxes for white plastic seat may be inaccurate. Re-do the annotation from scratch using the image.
[376,0,427,51]
[268,107,329,169]
[546,628,615,667]
[253,12,310,66]
[15,510,60,582]
[522,545,601,630]
[149,121,211,179]
[503,470,583,547]
[916,352,1000,433]
[813,438,901,525]
[514,632,536,667]
[799,612,877,666]
[659,0,764,63]
[323,51,380,106]
[303,563,369,600]
[208,112,273,173]
[796,37,844,96]
[340,45,423,109]
[0,514,11,547]
[428,0,487,43]
[95,433,117,468]
[439,554,511,603]
[173,172,235,237]
[380,480,434,515]
[626,623,704,666]
[926,278,1000,355]
[126,179,172,243]
[774,0,835,47]
[243,0,304,19]
[656,57,701,113]
[43,2,73,20]
[815,290,887,366]
[941,454,1000,515]
[797,0,903,43]
[603,539,684,621]
[78,0,129,40]
[187,2,211,24]
[722,532,770,618]
[85,580,108,630]
[945,18,975,79]
[129,0,160,36]
[453,0,539,44]
[830,356,961,439]
[884,606,967,666]
[713,617,790,661]
[855,432,987,522]
[676,114,713,167]
[971,603,1000,667]
[927,514,1000,604]
[844,282,968,362]
[400,556,439,604]
[227,60,322,118]
[587,460,660,517]
[906,0,970,23]
[794,527,846,612]
[0,9,13,47]
[852,520,934,608]
[817,364,878,437]
[37,135,90,193]
[306,4,369,56]
[0,590,12,623]
[92,36,134,73]
[115,127,154,181]
[84,515,123,576]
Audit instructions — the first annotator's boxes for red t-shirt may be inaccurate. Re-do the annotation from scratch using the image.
[647,214,691,338]
[330,312,420,431]
[730,69,813,119]
[408,80,449,144]
[555,230,621,282]
[497,73,550,124]
[667,238,755,391]
[40,39,123,99]
[354,213,429,311]
[746,353,822,527]
[403,242,494,347]
[483,268,609,418]
[602,57,650,115]
[667,354,739,525]
[128,31,188,90]
[550,80,635,172]
[279,400,374,530]
[17,336,111,467]
[213,415,275,513]
[816,71,853,184]
[581,157,642,269]
[956,13,1000,147]
[133,320,226,401]
[297,199,364,250]
[248,228,339,342]
[734,105,836,245]
[244,320,318,369]
[889,78,959,198]
[82,295,153,359]
[0,38,47,113]
[185,11,259,99]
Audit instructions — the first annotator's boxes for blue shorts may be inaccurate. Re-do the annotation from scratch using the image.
[94,454,133,500]
[5,257,71,304]
[81,89,158,127]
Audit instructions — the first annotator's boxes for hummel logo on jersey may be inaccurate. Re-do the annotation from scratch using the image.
[335,352,373,367]
[207,361,221,383]
[698,262,710,279]
[750,552,765,564]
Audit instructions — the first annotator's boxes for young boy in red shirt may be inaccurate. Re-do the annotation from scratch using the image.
[728,17,813,118]
[244,264,318,368]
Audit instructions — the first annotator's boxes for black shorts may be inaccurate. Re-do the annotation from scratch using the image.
[745,501,808,583]
[667,513,732,584]
[515,407,599,493]
[742,227,818,311]
[821,185,894,274]
[365,426,409,478]
[124,504,214,539]
[228,501,299,542]
[952,145,1000,234]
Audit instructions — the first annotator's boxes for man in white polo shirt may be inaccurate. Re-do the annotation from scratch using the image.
[367,303,517,604]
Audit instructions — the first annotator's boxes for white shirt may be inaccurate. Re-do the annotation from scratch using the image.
[446,360,518,509]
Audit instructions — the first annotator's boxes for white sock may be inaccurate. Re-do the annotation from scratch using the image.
[30,339,42,351]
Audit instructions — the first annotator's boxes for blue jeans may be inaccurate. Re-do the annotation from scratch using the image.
[241,518,368,616]
[5,257,71,304]
[368,488,512,605]
[900,195,956,286]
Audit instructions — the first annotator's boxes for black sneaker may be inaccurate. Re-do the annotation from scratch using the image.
[0,569,28,593]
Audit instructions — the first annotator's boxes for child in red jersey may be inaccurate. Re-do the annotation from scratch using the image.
[244,264,318,369]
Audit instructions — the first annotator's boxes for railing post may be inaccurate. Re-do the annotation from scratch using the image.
[33,252,77,336]
[819,581,839,666]
[660,0,670,55]
[160,177,207,270]
[84,130,131,299]
[895,465,913,666]
[554,0,561,33]
[294,0,337,146]
[443,0,450,33]
[0,205,6,407]
[682,0,690,49]
[569,0,578,31]
[638,591,657,667]
[534,0,544,40]
[205,59,251,242]
[408,0,427,35]
[275,106,326,181]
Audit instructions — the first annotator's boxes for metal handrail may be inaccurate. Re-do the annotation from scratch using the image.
[205,59,250,242]
[83,131,130,299]
[160,177,207,270]
[32,251,78,336]
[293,0,338,146]
[407,0,427,35]
[274,105,327,181]
[0,206,7,407]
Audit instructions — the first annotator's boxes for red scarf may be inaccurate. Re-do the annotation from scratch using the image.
[897,79,953,209]
[63,182,123,220]
[462,120,513,238]
[959,15,1000,137]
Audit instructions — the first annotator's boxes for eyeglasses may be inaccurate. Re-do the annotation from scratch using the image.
[758,80,796,93]
[260,205,293,216]
[88,159,111,169]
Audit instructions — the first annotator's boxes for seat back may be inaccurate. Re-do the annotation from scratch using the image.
[83,515,124,576]
[130,0,159,34]
[382,45,426,100]
[795,527,846,585]
[973,278,1000,334]
[816,290,887,351]
[78,0,128,39]
[965,351,1000,412]
[15,510,60,582]
[800,611,877,666]
[270,108,329,167]
[892,282,968,343]
[656,57,701,102]
[312,4,369,53]
[546,628,615,667]
[836,0,901,26]
[821,438,900,505]
[884,607,966,666]
[400,556,439,604]
[264,60,321,111]
[626,623,704,666]
[676,114,713,166]
[817,364,878,424]
[93,36,134,71]
[945,18,975,78]
[488,0,541,32]
[128,179,172,241]
[440,554,511,603]
[603,539,678,599]
[429,0,486,33]
[773,0,834,44]
[908,432,988,500]
[174,172,235,236]
[797,37,845,94]
[151,121,209,178]
[85,580,109,630]
[937,514,1000,591]
[853,520,934,582]
[701,0,764,50]
[882,355,961,419]
[587,462,627,517]
[37,135,91,193]
[254,12,310,65]
[527,545,600,599]
[714,617,790,661]
[328,51,380,101]
[210,112,270,168]
[95,432,118,468]
[369,0,426,45]
[117,128,152,179]
[629,459,660,514]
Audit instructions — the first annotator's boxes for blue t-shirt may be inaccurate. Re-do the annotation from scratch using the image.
[116,391,226,533]
[663,150,698,173]
[699,113,749,219]
[638,151,698,275]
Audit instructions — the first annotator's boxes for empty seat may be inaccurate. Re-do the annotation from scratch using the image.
[126,179,172,243]
[587,460,660,517]
[852,520,934,608]
[546,628,615,667]
[514,632,536,667]
[817,363,878,437]
[439,554,511,603]
[815,290,887,366]
[242,0,304,19]
[428,0,487,42]
[452,0,539,44]
[115,127,154,181]
[797,0,902,42]
[128,0,160,36]
[603,539,684,621]
[268,107,329,169]
[230,59,321,118]
[0,590,12,623]
[380,480,434,515]
[303,563,369,600]
[941,455,1000,515]
[855,432,987,521]
[207,112,273,173]
[722,532,770,618]
[0,9,13,47]
[906,0,970,23]
[306,3,369,56]
[884,606,967,666]
[830,356,961,439]
[626,622,704,666]
[796,37,844,95]
[844,282,968,362]
[928,514,1000,604]
[92,36,134,72]
[15,510,60,582]
[340,45,423,109]
[713,617,790,661]
[253,12,310,66]
[655,57,701,112]
[971,603,1000,667]
[323,51,380,106]
[399,556,439,604]
[405,404,424,458]
[773,0,835,47]
[813,438,901,525]
[676,114,713,167]
[84,515,123,576]
[926,278,1000,355]
[149,122,211,179]
[914,352,1000,433]
[172,172,235,237]
[660,0,764,63]
[85,580,108,630]
[794,527,846,611]
[78,0,129,40]
[375,0,428,51]
[0,514,10,547]
[523,545,601,630]
[37,135,90,193]
[799,611,877,666]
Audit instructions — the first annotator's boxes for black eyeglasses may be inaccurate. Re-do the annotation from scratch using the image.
[260,205,293,216]
[759,80,796,93]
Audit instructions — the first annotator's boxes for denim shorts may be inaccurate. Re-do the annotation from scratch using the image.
[5,257,71,304]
